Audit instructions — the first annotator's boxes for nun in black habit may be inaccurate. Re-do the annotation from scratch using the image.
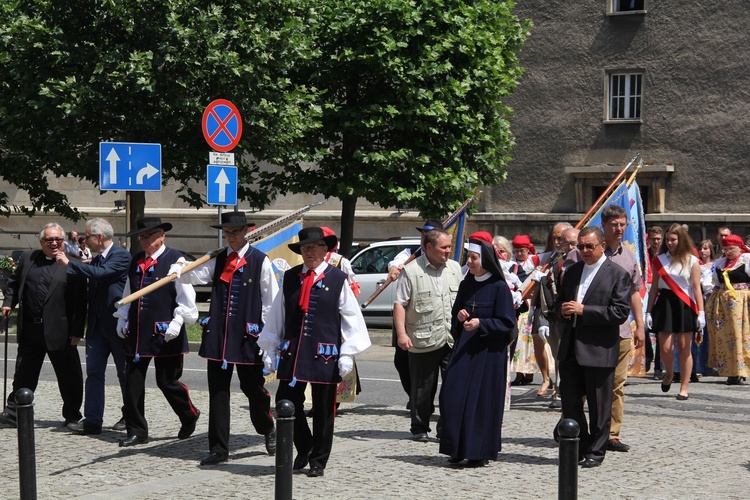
[439,236,517,466]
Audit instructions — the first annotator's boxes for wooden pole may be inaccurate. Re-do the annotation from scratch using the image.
[522,154,640,300]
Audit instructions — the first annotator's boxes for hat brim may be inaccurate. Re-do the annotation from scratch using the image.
[288,235,338,255]
[209,221,251,229]
[125,222,172,237]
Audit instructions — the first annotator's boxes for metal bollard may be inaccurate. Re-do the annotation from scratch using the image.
[16,388,37,500]
[275,400,295,500]
[558,418,579,500]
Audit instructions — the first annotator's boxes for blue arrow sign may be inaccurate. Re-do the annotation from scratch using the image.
[99,142,162,191]
[207,165,238,206]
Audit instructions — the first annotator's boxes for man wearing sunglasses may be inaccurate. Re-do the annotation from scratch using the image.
[58,218,131,436]
[555,226,631,468]
[0,223,86,428]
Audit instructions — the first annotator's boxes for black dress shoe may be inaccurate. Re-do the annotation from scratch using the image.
[465,459,489,468]
[119,435,148,447]
[448,457,463,464]
[200,452,228,466]
[68,421,102,435]
[0,412,18,428]
[265,428,277,456]
[293,451,312,471]
[580,458,602,468]
[111,416,127,431]
[178,410,200,440]
[307,466,324,477]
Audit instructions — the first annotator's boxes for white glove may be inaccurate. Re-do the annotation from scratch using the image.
[511,291,523,308]
[537,325,549,341]
[646,313,653,330]
[338,355,354,378]
[697,311,706,331]
[116,318,128,339]
[530,269,544,283]
[263,351,277,374]
[164,319,181,342]
[168,263,183,278]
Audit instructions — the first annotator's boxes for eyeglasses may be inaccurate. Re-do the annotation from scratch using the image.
[561,241,577,248]
[41,237,64,244]
[137,231,162,240]
[85,234,99,240]
[299,243,327,253]
[222,227,246,237]
[576,242,603,251]
[607,221,628,229]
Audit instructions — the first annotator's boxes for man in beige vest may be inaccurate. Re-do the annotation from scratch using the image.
[394,229,462,442]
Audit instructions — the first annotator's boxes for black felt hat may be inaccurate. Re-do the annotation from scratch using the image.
[209,212,253,229]
[288,227,338,255]
[125,217,173,237]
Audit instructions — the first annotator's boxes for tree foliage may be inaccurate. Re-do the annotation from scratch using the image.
[0,0,529,253]
[0,0,317,220]
[260,0,530,249]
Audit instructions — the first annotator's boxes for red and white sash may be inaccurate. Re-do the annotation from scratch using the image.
[653,254,699,314]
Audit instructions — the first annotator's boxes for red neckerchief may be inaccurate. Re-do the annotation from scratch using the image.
[220,251,247,283]
[138,256,156,274]
[298,269,325,312]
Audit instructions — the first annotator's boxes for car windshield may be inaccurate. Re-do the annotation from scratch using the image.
[352,245,411,274]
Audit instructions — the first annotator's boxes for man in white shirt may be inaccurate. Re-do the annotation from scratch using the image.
[259,227,370,478]
[555,226,631,468]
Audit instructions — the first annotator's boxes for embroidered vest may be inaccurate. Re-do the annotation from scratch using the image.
[125,247,187,357]
[277,264,347,384]
[199,247,266,365]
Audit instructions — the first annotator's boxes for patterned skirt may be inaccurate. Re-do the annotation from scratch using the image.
[706,287,750,377]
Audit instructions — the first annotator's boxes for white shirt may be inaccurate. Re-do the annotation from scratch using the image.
[258,260,371,358]
[114,244,198,326]
[577,254,607,302]
[180,242,279,326]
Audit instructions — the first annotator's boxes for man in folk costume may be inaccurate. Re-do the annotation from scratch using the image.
[259,227,370,478]
[171,212,278,466]
[113,218,199,447]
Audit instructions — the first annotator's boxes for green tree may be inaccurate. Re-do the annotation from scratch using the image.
[0,0,317,240]
[260,0,530,252]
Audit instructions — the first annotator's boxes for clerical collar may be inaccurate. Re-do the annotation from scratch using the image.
[584,253,607,270]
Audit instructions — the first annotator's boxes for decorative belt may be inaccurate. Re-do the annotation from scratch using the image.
[722,282,750,292]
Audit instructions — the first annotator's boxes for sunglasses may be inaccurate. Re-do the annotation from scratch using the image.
[576,242,603,251]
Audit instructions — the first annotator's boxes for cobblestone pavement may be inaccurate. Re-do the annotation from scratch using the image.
[0,349,748,499]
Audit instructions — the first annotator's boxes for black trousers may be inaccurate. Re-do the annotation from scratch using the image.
[7,323,82,423]
[407,345,450,435]
[392,327,411,398]
[276,380,337,470]
[123,355,199,437]
[559,357,615,462]
[206,360,274,457]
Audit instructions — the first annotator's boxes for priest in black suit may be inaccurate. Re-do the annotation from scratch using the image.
[0,223,86,427]
[555,226,631,468]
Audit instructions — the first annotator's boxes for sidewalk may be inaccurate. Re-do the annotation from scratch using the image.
[0,346,748,499]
